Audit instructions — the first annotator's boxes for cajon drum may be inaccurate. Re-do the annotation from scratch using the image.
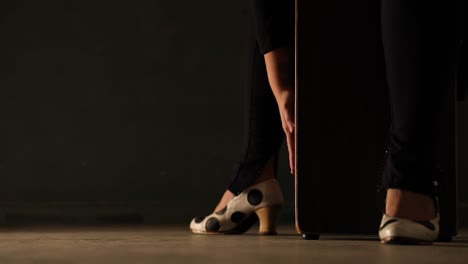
[294,0,458,241]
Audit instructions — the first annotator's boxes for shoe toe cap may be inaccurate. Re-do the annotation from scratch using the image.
[379,218,439,242]
[190,216,206,231]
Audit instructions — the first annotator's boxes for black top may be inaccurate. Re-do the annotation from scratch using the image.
[250,0,295,54]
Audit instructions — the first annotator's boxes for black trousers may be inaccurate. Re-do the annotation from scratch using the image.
[227,0,294,195]
[228,0,461,197]
[380,0,460,197]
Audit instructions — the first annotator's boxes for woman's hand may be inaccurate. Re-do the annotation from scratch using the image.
[276,89,295,174]
[264,47,295,174]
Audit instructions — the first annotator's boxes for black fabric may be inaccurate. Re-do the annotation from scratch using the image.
[227,27,284,195]
[249,0,295,54]
[227,1,293,195]
[458,42,468,100]
[380,0,460,196]
[457,5,468,100]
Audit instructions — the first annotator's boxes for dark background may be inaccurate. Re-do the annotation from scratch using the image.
[0,0,466,227]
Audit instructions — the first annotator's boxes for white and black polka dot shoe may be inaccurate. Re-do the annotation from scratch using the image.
[379,213,439,244]
[190,178,283,235]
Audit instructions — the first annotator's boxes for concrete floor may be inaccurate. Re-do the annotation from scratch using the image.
[0,226,467,264]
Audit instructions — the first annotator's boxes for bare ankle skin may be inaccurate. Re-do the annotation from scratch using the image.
[253,158,275,184]
[213,158,276,213]
[385,189,436,221]
[213,190,235,213]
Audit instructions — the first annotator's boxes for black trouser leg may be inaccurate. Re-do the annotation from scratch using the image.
[227,26,284,195]
[381,0,459,196]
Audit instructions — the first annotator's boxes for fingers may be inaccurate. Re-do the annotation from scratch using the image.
[281,110,295,175]
[284,109,295,134]
[286,129,295,174]
[281,105,294,133]
[277,93,295,174]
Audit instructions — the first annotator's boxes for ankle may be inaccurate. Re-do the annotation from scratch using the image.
[213,190,235,213]
[385,189,436,221]
[253,174,274,185]
[252,159,275,185]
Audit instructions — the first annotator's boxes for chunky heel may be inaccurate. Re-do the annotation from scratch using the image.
[256,206,281,235]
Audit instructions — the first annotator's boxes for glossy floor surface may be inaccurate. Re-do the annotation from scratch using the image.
[0,225,467,264]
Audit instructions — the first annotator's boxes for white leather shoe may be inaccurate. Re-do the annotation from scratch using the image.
[379,213,439,244]
[190,178,283,235]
